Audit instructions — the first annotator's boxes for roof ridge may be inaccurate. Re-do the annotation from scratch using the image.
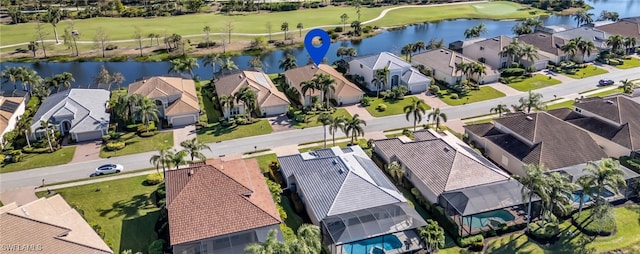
[443,150,461,190]
[6,212,71,232]
[54,233,113,253]
[348,166,403,201]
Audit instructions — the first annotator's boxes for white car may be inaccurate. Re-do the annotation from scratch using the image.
[95,164,124,175]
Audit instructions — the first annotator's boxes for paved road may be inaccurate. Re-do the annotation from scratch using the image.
[0,68,638,191]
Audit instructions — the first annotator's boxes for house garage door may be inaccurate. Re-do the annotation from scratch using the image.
[263,105,288,117]
[171,115,196,127]
[74,130,103,142]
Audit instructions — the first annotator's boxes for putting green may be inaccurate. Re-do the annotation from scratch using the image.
[472,2,520,16]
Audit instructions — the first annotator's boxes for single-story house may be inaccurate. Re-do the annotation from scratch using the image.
[0,195,113,253]
[552,26,610,62]
[517,32,570,64]
[547,95,640,157]
[30,89,110,143]
[167,158,283,254]
[348,52,431,94]
[465,112,608,176]
[215,70,290,118]
[411,48,500,85]
[278,146,427,254]
[284,64,364,106]
[597,17,640,41]
[128,76,200,127]
[375,129,535,236]
[0,95,26,149]
[462,35,548,70]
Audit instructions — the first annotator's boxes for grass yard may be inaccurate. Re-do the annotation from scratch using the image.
[587,87,624,98]
[615,57,640,69]
[291,108,352,129]
[507,74,562,92]
[365,97,430,117]
[563,65,609,79]
[546,100,575,110]
[486,205,640,253]
[195,80,221,123]
[100,131,174,158]
[299,138,367,153]
[246,153,278,173]
[196,120,273,143]
[37,175,161,253]
[0,147,76,173]
[281,196,305,232]
[438,86,506,106]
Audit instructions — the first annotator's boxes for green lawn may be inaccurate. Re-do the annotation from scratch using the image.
[546,100,575,110]
[508,74,562,92]
[196,120,273,143]
[37,175,161,254]
[615,57,640,69]
[365,97,430,117]
[486,205,640,253]
[246,153,278,173]
[438,86,506,106]
[100,131,174,158]
[299,138,367,153]
[291,108,352,129]
[563,66,609,79]
[0,147,76,173]
[587,87,624,98]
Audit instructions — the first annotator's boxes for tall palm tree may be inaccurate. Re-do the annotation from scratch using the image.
[401,43,414,62]
[419,219,445,253]
[281,22,289,41]
[300,79,317,107]
[18,67,42,93]
[582,158,627,200]
[470,62,487,83]
[404,98,427,132]
[490,103,509,117]
[317,113,332,148]
[219,57,239,74]
[296,22,303,37]
[428,108,447,131]
[167,149,188,170]
[294,224,321,253]
[517,91,545,113]
[180,138,211,162]
[345,114,366,145]
[576,38,596,63]
[202,53,220,78]
[169,57,199,78]
[576,176,596,217]
[543,172,575,223]
[39,120,55,152]
[520,44,539,66]
[560,39,579,61]
[312,73,335,108]
[327,115,346,146]
[279,53,297,71]
[623,37,637,55]
[500,40,522,65]
[219,94,235,119]
[234,86,258,121]
[245,229,290,254]
[387,161,405,186]
[45,7,62,44]
[414,40,426,54]
[605,34,624,54]
[372,67,389,98]
[53,72,74,92]
[149,146,171,176]
[620,79,637,94]
[136,97,160,133]
[1,66,23,90]
[454,62,468,81]
[515,164,550,230]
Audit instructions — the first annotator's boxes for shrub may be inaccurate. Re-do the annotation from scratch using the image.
[8,150,23,163]
[280,224,296,243]
[377,104,387,112]
[458,234,484,247]
[105,44,118,50]
[330,33,339,40]
[0,154,4,163]
[470,241,485,252]
[362,26,372,34]
[146,172,164,185]
[572,210,615,236]
[428,85,440,94]
[620,156,640,173]
[221,119,235,127]
[106,142,126,151]
[147,239,165,254]
[450,93,459,100]
[22,147,52,154]
[137,122,157,133]
[500,68,525,77]
[196,41,216,48]
[334,26,343,33]
[360,97,371,107]
[235,116,248,125]
[126,124,138,132]
[529,221,560,240]
[277,204,287,220]
[91,223,106,238]
[139,131,158,137]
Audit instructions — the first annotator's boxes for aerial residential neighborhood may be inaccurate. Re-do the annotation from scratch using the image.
[1,0,640,254]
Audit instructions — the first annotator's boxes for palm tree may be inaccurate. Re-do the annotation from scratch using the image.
[454,62,468,81]
[573,10,593,27]
[414,40,426,54]
[202,53,220,78]
[605,34,624,54]
[591,200,615,235]
[39,120,55,152]
[543,172,575,223]
[234,86,258,121]
[428,108,447,131]
[560,39,579,61]
[620,79,637,94]
[419,219,445,253]
[514,164,549,230]
[219,94,235,119]
[317,113,332,148]
[470,62,487,83]
[350,20,362,36]
[18,67,42,93]
[294,224,321,253]
[327,115,346,146]
[463,22,487,38]
[490,103,509,117]
[45,7,62,44]
[520,44,539,67]
[582,158,627,201]
[312,73,335,108]
[301,80,317,107]
[149,146,171,176]
[372,67,389,98]
[401,43,414,62]
[500,40,522,65]
[169,57,199,78]
[404,98,427,132]
[279,53,297,71]
[296,22,303,37]
[517,91,545,113]
[386,161,405,186]
[576,38,596,63]
[340,13,349,30]
[167,149,188,170]
[245,229,289,254]
[345,114,366,145]
[1,66,23,90]
[219,57,239,74]
[53,72,74,92]
[623,37,637,55]
[180,138,211,162]
[281,22,289,41]
[575,176,596,217]
[136,97,160,133]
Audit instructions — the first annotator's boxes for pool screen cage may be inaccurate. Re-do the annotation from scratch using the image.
[321,203,426,246]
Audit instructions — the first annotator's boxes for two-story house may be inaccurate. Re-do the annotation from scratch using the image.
[348,52,431,94]
[461,35,549,70]
[0,95,26,149]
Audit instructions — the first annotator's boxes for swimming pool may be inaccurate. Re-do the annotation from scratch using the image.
[571,189,615,204]
[466,209,516,229]
[342,235,403,254]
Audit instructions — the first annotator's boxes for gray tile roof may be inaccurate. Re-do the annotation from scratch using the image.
[412,49,499,77]
[350,52,412,70]
[31,89,110,134]
[278,146,406,223]
[374,130,510,197]
[441,179,534,216]
[553,27,610,48]
[549,160,639,184]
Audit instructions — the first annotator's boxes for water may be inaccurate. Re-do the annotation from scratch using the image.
[571,188,616,203]
[1,0,637,91]
[466,209,516,229]
[341,234,403,254]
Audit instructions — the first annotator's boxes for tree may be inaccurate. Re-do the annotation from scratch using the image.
[301,79,317,106]
[515,164,549,230]
[150,146,171,175]
[225,20,234,44]
[560,39,579,61]
[372,67,389,98]
[428,108,447,131]
[136,97,160,133]
[281,22,289,41]
[623,36,637,55]
[327,115,345,146]
[166,149,188,169]
[278,53,297,71]
[573,10,594,27]
[500,40,522,65]
[490,103,509,117]
[340,13,349,31]
[266,22,273,41]
[293,224,321,253]
[312,73,335,108]
[427,38,444,50]
[28,41,39,58]
[202,53,220,78]
[18,68,42,93]
[244,229,289,254]
[543,172,575,222]
[386,161,405,186]
[250,36,267,50]
[605,34,624,54]
[45,7,62,44]
[572,37,596,63]
[39,120,55,152]
[317,113,332,148]
[620,79,637,94]
[148,33,156,46]
[134,26,144,57]
[52,72,75,92]
[582,158,627,202]
[345,114,366,145]
[219,57,239,74]
[218,94,235,119]
[94,27,110,58]
[575,175,596,217]
[599,10,619,22]
[169,57,199,78]
[234,86,258,121]
[414,40,426,54]
[463,22,487,38]
[1,66,23,90]
[520,44,539,66]
[297,22,303,37]
[419,219,445,253]
[401,43,414,62]
[34,22,49,58]
[350,21,362,36]
[249,56,263,68]
[404,98,426,132]
[512,23,533,36]
[63,24,80,56]
[180,137,211,162]
[516,91,545,113]
[591,199,615,235]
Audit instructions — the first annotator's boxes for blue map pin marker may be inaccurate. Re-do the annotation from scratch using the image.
[304,29,331,66]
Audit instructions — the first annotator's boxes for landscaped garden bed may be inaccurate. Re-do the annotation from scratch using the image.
[100,131,174,158]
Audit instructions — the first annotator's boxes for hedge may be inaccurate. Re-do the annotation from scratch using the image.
[22,147,52,154]
[145,172,164,185]
[458,234,484,248]
[106,142,126,151]
[572,210,615,236]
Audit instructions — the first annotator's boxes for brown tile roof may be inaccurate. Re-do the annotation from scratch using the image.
[284,64,364,98]
[597,20,640,40]
[572,95,640,150]
[467,112,607,169]
[518,32,566,56]
[166,158,281,246]
[128,77,200,116]
[0,96,24,134]
[214,71,290,108]
[0,195,113,254]
[412,49,499,77]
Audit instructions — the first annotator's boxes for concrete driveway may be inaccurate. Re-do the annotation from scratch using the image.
[69,141,102,163]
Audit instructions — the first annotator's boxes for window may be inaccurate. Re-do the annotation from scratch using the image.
[480,46,485,51]
[230,107,240,116]
[360,64,363,68]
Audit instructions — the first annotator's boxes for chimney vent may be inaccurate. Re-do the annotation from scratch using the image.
[188,170,194,176]
[242,192,253,198]
[525,116,533,121]
[605,100,614,104]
